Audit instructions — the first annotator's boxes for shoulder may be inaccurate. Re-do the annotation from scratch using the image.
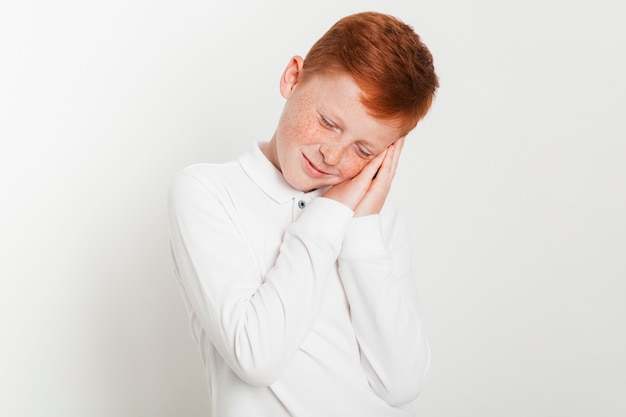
[168,160,246,208]
[169,159,246,192]
[173,160,241,185]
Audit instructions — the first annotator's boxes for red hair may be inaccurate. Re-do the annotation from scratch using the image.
[301,12,439,135]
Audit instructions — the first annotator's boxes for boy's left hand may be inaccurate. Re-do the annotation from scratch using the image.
[353,137,405,217]
[322,137,405,216]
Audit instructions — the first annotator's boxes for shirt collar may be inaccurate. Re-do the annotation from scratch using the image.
[238,142,326,204]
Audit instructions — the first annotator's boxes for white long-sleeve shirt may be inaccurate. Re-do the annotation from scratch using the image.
[168,143,430,417]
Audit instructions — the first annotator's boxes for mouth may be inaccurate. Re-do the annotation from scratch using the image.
[302,154,330,178]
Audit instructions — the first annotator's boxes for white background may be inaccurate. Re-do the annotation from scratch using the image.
[1,1,624,416]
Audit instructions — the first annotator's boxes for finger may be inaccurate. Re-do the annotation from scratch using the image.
[386,137,404,176]
[372,139,402,185]
[353,138,406,216]
[356,148,387,182]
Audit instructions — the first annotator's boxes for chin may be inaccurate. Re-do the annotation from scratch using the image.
[282,173,308,191]
[289,179,318,192]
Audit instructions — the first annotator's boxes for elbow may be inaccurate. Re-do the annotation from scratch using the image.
[373,369,430,407]
[373,371,429,407]
[370,342,432,406]
[231,361,283,386]
[228,340,290,386]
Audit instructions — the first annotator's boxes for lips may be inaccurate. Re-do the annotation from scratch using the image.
[302,153,330,178]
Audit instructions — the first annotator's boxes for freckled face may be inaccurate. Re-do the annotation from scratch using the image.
[263,58,404,192]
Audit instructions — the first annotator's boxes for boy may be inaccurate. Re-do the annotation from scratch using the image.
[168,11,438,417]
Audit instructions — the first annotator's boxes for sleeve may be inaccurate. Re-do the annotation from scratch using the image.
[337,207,431,406]
[168,169,354,386]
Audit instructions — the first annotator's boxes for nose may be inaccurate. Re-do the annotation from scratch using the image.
[319,142,344,166]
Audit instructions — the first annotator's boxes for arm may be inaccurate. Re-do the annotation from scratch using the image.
[323,137,430,404]
[338,209,430,406]
[168,170,353,386]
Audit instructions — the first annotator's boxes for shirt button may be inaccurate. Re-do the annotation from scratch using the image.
[297,200,306,209]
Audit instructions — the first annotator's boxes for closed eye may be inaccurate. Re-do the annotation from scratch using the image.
[319,115,335,129]
[356,144,373,158]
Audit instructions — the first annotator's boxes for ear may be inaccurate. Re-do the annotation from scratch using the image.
[279,56,304,99]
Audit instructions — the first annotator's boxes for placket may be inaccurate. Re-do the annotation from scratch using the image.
[291,194,314,221]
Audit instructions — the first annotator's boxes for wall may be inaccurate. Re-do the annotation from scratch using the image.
[1,1,624,416]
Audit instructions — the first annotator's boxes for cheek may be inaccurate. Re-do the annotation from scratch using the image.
[339,155,369,180]
[280,114,324,149]
[279,95,323,147]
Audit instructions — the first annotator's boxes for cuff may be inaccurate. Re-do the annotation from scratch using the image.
[341,214,387,257]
